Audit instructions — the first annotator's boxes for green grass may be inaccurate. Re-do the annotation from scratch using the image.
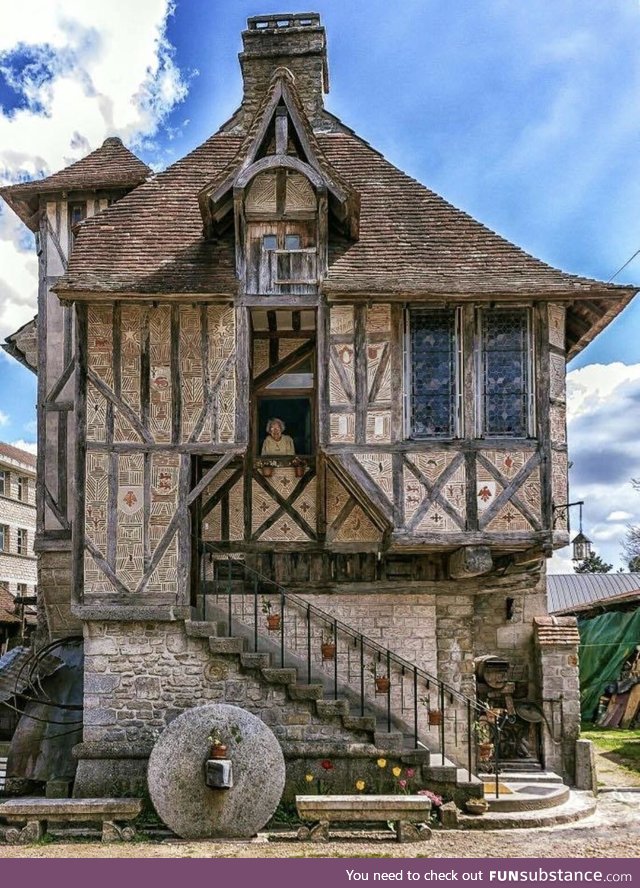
[580,723,640,778]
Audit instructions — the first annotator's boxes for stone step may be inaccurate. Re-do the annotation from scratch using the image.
[460,790,596,830]
[342,715,376,733]
[287,684,324,701]
[499,770,563,784]
[373,731,405,752]
[422,753,458,782]
[239,652,271,670]
[208,636,246,655]
[315,699,349,718]
[185,620,224,638]
[400,749,432,766]
[261,667,298,686]
[483,782,570,813]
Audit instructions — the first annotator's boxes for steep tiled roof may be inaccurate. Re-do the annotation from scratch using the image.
[0,586,19,625]
[58,132,243,295]
[58,125,634,299]
[321,133,633,298]
[50,116,635,358]
[0,138,151,230]
[0,441,36,470]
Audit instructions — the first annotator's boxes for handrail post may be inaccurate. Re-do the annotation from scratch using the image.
[280,589,285,668]
[467,701,472,783]
[359,636,365,716]
[227,558,232,637]
[307,606,311,685]
[333,618,338,701]
[495,716,501,799]
[386,650,391,733]
[413,667,418,749]
[439,684,446,761]
[253,571,258,652]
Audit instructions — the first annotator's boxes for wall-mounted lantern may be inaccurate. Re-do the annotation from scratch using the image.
[553,500,592,562]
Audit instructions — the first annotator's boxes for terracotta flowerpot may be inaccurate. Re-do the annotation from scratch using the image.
[375,676,391,695]
[428,710,442,726]
[321,642,336,661]
[294,465,305,478]
[263,466,274,478]
[478,742,494,762]
[210,744,228,759]
[266,613,281,631]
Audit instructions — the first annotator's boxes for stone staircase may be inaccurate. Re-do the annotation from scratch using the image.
[184,616,483,805]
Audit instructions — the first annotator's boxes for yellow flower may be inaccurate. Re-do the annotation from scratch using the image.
[305,774,314,783]
[376,758,387,768]
[355,779,366,791]
[392,766,402,778]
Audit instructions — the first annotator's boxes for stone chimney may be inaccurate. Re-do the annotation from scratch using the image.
[239,13,329,124]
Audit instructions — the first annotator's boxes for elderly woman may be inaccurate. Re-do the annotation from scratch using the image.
[261,418,295,456]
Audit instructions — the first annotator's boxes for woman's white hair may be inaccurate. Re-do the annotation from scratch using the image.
[266,417,285,434]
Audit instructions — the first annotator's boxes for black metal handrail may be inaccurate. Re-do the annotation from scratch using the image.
[197,541,495,785]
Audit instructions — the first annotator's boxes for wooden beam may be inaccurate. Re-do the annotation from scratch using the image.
[72,303,88,605]
[354,305,367,443]
[254,338,315,390]
[87,368,153,444]
[187,451,242,507]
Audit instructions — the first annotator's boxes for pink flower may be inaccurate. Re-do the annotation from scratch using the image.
[406,768,415,779]
[418,789,443,807]
[399,779,407,789]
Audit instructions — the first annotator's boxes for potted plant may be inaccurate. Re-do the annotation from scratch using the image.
[291,456,306,479]
[260,459,277,478]
[321,627,336,661]
[262,596,281,631]
[421,695,442,726]
[208,727,228,759]
[474,718,494,762]
[368,661,390,695]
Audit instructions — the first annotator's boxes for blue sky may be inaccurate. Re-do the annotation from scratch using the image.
[1,0,639,569]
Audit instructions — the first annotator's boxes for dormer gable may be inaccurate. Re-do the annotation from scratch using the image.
[198,69,359,295]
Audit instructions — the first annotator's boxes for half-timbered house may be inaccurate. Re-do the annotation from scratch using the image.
[2,13,636,800]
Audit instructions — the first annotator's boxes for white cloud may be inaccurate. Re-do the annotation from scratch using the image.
[9,439,37,455]
[0,409,9,426]
[0,0,188,339]
[549,362,640,574]
[607,510,633,522]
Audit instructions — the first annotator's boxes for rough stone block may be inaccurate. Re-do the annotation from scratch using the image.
[575,739,597,793]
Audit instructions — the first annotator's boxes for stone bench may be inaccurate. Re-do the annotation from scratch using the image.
[0,797,143,844]
[296,794,432,843]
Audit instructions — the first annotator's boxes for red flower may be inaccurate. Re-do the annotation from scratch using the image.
[320,759,334,771]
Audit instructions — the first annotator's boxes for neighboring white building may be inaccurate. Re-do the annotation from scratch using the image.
[0,443,37,606]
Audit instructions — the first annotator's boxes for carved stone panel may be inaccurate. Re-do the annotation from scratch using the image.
[550,353,566,403]
[548,304,565,351]
[116,453,145,589]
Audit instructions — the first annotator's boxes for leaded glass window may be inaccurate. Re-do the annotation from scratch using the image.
[480,308,532,437]
[409,309,459,438]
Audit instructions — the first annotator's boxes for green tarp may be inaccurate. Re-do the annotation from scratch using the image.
[578,608,640,719]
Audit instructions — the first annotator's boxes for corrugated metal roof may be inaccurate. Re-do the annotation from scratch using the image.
[0,647,62,703]
[547,573,640,615]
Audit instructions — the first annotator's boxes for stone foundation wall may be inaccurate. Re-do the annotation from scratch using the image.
[81,620,362,748]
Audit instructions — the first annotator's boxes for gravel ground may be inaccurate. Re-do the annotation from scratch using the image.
[0,793,639,859]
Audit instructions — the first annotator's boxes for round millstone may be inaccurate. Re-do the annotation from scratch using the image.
[147,703,285,839]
